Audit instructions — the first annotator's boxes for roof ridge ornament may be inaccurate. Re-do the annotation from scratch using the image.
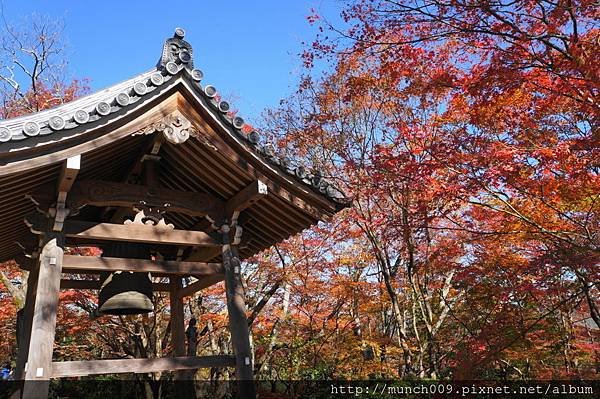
[158,28,194,71]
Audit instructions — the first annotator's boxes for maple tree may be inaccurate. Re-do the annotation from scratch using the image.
[257,0,599,380]
[1,3,598,393]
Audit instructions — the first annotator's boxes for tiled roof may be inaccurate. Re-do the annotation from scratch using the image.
[0,28,349,207]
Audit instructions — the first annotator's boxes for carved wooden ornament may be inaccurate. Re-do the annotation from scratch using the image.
[125,209,174,230]
[133,111,198,145]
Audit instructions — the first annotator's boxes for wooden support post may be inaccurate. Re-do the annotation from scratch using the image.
[170,277,186,359]
[222,224,256,399]
[22,234,64,399]
[186,318,198,357]
[170,276,192,397]
[13,261,40,381]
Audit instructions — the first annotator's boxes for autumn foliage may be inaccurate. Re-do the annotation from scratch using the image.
[0,1,598,391]
[259,0,598,380]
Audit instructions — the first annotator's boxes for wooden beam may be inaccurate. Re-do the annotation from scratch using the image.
[67,179,224,219]
[225,180,268,222]
[62,255,224,276]
[25,214,222,247]
[178,275,224,298]
[50,355,236,378]
[60,279,171,291]
[59,279,100,290]
[64,220,221,247]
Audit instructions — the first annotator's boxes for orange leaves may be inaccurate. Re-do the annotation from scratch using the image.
[1,79,90,119]
[265,0,600,380]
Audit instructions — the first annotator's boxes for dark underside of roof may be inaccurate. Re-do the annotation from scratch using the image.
[0,132,323,263]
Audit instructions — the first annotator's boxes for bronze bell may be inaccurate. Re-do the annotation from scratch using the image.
[98,242,154,315]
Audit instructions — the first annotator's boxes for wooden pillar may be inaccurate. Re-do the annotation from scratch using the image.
[13,262,40,381]
[22,234,64,399]
[222,224,256,399]
[170,277,195,397]
[170,277,186,360]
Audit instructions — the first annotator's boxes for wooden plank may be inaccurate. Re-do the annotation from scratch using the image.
[178,275,224,298]
[60,279,171,291]
[62,255,223,276]
[25,214,222,247]
[50,355,236,378]
[23,235,64,398]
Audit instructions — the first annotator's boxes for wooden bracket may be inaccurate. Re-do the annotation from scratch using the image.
[52,155,80,231]
[224,180,268,226]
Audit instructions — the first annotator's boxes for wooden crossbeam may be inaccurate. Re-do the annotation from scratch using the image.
[50,355,236,378]
[59,279,171,291]
[67,179,224,219]
[62,255,224,276]
[178,275,224,298]
[25,214,222,247]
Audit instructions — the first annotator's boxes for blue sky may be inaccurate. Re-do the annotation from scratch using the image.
[1,0,342,124]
